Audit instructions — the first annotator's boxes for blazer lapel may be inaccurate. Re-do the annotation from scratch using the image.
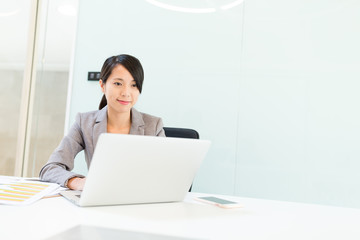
[130,108,145,135]
[92,106,108,148]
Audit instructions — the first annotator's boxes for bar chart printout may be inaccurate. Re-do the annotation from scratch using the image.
[0,176,59,206]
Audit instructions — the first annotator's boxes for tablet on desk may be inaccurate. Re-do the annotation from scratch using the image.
[194,196,243,209]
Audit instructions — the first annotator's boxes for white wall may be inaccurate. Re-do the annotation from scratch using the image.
[68,0,360,208]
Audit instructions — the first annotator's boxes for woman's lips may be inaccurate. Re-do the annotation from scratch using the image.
[117,99,131,105]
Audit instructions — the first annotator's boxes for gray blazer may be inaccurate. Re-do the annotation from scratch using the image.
[39,106,165,187]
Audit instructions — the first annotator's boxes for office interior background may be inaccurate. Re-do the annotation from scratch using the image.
[1,0,360,209]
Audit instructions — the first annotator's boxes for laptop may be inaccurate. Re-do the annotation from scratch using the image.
[60,133,211,207]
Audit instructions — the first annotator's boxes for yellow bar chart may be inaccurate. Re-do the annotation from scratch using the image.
[0,177,59,206]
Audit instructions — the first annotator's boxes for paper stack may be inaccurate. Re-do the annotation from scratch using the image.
[0,176,59,206]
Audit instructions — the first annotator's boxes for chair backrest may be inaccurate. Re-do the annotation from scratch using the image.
[163,127,199,139]
[163,127,200,192]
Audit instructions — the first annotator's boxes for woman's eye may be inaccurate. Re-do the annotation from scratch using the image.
[131,84,137,87]
[114,82,122,86]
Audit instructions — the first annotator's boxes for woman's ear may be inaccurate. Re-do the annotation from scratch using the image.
[99,79,105,93]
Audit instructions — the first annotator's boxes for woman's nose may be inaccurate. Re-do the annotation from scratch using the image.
[120,87,130,97]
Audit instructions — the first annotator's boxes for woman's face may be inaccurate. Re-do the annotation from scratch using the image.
[100,64,140,114]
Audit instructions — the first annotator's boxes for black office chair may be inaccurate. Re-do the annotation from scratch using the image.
[163,127,199,139]
[163,127,199,192]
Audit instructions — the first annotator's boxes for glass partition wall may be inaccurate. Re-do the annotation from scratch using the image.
[24,0,78,177]
[0,0,32,176]
[0,0,78,177]
[68,0,360,209]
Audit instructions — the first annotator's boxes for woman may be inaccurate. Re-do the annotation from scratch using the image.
[39,54,165,190]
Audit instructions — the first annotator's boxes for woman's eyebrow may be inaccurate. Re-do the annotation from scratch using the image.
[113,78,135,82]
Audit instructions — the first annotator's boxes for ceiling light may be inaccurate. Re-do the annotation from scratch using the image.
[220,0,244,10]
[145,0,216,14]
[145,0,244,13]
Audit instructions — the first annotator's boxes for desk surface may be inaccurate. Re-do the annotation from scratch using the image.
[1,192,360,240]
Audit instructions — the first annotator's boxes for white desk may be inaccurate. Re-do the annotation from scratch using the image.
[1,192,360,240]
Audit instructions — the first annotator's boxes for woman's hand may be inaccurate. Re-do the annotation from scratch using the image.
[67,177,86,190]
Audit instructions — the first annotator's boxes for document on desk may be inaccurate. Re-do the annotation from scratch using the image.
[0,176,59,206]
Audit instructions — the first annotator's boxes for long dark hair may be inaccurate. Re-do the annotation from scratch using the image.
[99,54,144,110]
